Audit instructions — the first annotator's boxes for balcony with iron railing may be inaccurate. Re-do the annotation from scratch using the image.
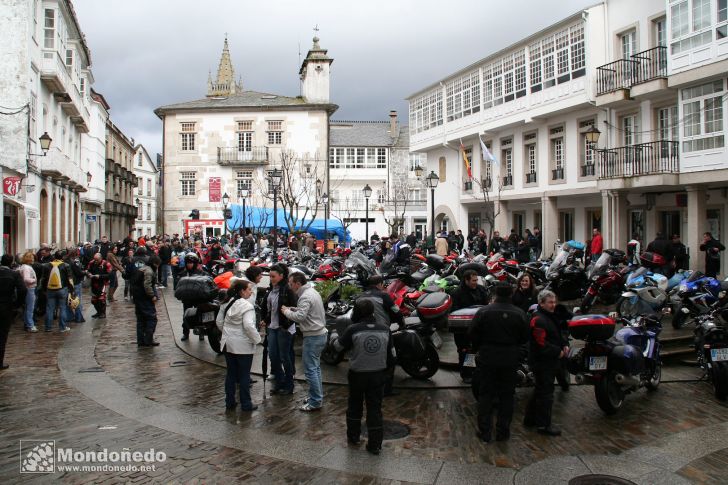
[581,164,596,177]
[525,172,537,184]
[596,140,679,180]
[596,46,667,101]
[502,175,513,187]
[217,146,269,166]
[552,168,564,180]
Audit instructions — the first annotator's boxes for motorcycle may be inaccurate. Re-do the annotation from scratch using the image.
[579,250,633,313]
[182,297,223,354]
[544,242,588,301]
[321,291,451,379]
[670,271,727,329]
[616,267,669,317]
[693,309,728,400]
[567,313,662,415]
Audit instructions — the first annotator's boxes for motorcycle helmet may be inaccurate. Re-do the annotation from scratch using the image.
[184,253,200,264]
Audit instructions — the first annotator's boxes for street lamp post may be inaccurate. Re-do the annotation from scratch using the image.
[321,192,329,253]
[239,188,249,236]
[269,169,283,259]
[425,171,439,250]
[363,184,372,244]
[222,192,230,239]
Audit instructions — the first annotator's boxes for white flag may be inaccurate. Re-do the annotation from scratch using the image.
[479,136,498,165]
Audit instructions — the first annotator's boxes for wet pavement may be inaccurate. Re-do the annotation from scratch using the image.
[0,289,727,483]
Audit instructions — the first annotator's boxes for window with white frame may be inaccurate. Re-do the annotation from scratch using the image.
[542,35,555,86]
[670,0,714,54]
[658,106,679,140]
[29,92,37,138]
[529,41,542,87]
[556,29,570,75]
[621,114,640,146]
[514,50,526,96]
[65,49,73,68]
[409,152,425,171]
[147,203,152,220]
[266,120,282,145]
[482,141,493,184]
[501,138,513,182]
[621,30,637,59]
[550,127,565,176]
[236,170,253,194]
[524,132,537,177]
[137,152,142,166]
[409,88,443,134]
[147,179,152,196]
[377,148,387,168]
[180,171,196,196]
[578,119,596,169]
[180,122,195,151]
[693,0,711,31]
[445,70,480,121]
[718,0,727,38]
[409,188,423,202]
[44,9,54,49]
[655,17,667,47]
[237,121,253,152]
[681,80,725,152]
[503,54,515,100]
[376,188,386,204]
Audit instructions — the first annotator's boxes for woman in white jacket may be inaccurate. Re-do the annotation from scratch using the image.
[216,280,263,412]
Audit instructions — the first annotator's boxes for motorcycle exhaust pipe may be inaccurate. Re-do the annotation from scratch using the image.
[614,373,640,387]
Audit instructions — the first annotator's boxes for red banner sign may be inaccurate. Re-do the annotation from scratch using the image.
[3,177,21,196]
[209,177,221,202]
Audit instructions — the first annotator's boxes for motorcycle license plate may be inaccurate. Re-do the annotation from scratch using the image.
[463,353,477,368]
[431,331,443,349]
[202,311,215,322]
[711,348,728,362]
[588,356,608,371]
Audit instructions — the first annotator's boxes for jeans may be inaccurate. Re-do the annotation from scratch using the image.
[267,327,294,392]
[45,288,69,331]
[302,334,327,407]
[224,352,254,409]
[72,283,84,321]
[347,370,385,450]
[134,298,158,345]
[23,288,36,328]
[159,264,172,287]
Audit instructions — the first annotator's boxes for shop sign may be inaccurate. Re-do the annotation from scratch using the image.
[209,177,221,202]
[86,215,98,223]
[3,177,21,196]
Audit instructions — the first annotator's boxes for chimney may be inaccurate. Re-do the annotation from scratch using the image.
[389,110,398,136]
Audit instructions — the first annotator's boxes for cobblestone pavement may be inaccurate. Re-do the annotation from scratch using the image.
[0,290,727,483]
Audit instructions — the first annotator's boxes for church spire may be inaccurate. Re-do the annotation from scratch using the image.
[207,35,243,97]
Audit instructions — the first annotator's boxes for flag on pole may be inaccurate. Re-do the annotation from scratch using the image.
[459,140,473,179]
[479,135,498,166]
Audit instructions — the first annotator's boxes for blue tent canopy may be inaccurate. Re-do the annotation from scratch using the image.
[226,204,350,241]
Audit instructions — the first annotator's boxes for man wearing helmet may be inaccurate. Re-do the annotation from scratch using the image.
[179,253,207,341]
[86,253,112,319]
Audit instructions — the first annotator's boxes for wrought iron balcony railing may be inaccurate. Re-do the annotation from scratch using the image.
[502,175,513,187]
[525,172,537,184]
[596,46,667,95]
[596,140,679,179]
[217,146,269,165]
[552,168,564,180]
[581,164,595,177]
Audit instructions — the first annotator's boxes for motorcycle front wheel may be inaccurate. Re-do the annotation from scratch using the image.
[595,372,624,415]
[713,361,728,401]
[671,305,688,330]
[400,343,439,380]
[320,343,345,366]
[645,359,662,391]
[616,296,641,318]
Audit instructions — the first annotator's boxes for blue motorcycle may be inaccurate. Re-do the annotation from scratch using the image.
[670,271,728,329]
[567,313,662,415]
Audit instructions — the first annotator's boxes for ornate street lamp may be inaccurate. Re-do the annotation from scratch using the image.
[414,164,424,178]
[585,125,601,145]
[269,168,283,258]
[363,184,372,244]
[425,171,439,249]
[29,132,53,157]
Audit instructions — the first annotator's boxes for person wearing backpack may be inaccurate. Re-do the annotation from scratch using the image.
[133,254,160,346]
[86,253,112,319]
[39,250,75,333]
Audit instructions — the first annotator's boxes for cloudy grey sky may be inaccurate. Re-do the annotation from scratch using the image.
[73,0,596,156]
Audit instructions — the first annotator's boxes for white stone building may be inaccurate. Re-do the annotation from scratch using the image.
[133,144,159,237]
[329,111,428,242]
[79,88,109,243]
[0,0,96,254]
[408,0,728,274]
[155,36,337,237]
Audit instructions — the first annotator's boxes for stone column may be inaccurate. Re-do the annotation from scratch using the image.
[613,191,629,250]
[601,190,612,248]
[687,186,707,273]
[541,195,559,258]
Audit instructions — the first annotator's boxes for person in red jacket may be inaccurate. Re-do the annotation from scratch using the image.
[590,228,603,262]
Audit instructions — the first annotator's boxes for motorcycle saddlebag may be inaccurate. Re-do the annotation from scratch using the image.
[639,251,666,269]
[416,291,452,320]
[447,306,485,333]
[174,275,218,303]
[426,254,446,270]
[568,315,615,341]
[393,329,426,360]
[608,344,645,375]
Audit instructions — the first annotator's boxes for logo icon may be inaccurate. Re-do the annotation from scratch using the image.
[20,440,55,473]
[363,336,382,354]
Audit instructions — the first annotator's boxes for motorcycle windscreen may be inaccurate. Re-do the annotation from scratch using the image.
[546,250,569,280]
[588,252,611,279]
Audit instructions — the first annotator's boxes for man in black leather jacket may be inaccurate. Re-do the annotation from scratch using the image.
[0,255,26,369]
[451,270,490,382]
[469,282,529,442]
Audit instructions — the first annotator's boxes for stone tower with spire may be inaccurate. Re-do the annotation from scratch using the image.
[207,36,243,97]
[299,35,333,104]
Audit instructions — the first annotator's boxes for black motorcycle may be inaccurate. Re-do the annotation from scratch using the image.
[544,246,588,301]
[693,309,728,400]
[183,299,223,354]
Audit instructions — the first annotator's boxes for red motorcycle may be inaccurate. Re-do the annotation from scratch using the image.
[313,257,345,281]
[485,253,519,283]
[580,249,632,313]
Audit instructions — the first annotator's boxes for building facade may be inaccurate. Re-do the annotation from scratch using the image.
[0,0,97,253]
[103,121,138,241]
[133,144,159,236]
[79,88,109,244]
[408,0,728,273]
[155,36,337,237]
[329,111,428,241]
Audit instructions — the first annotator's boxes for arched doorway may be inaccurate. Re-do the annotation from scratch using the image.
[60,195,66,246]
[40,190,48,244]
[51,193,57,245]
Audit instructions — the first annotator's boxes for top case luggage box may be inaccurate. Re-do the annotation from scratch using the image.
[447,305,486,332]
[416,291,452,319]
[568,314,615,341]
[639,251,666,269]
